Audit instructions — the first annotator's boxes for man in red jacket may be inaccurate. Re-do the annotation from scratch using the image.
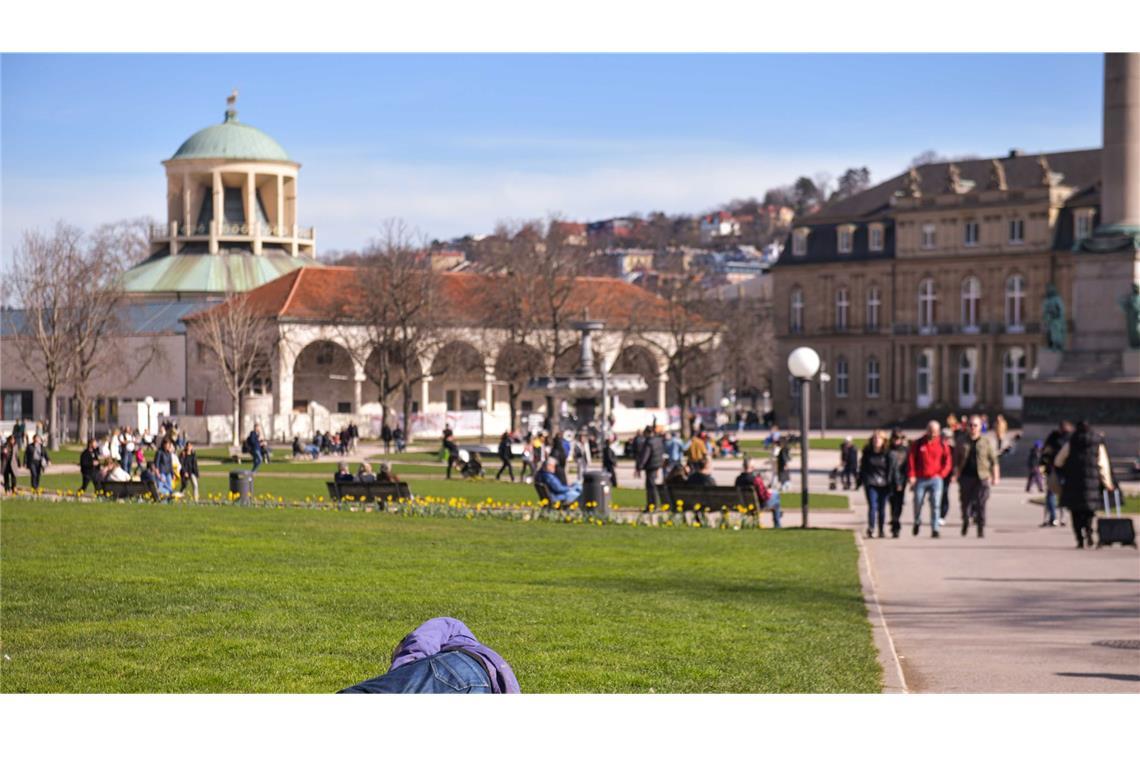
[908,420,954,537]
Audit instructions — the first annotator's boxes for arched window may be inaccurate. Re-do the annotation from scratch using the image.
[835,287,850,332]
[866,285,881,330]
[866,356,880,398]
[790,288,804,334]
[1005,274,1025,330]
[916,348,934,408]
[918,277,937,330]
[835,356,849,398]
[958,349,977,407]
[960,276,981,329]
[1003,348,1027,409]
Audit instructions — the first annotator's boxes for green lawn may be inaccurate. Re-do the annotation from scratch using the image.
[25,472,848,511]
[0,499,880,693]
[740,436,849,452]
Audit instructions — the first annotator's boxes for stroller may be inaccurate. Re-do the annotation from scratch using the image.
[458,449,484,479]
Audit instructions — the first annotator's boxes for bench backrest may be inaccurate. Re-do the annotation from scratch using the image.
[102,480,160,500]
[327,481,413,502]
[663,485,758,511]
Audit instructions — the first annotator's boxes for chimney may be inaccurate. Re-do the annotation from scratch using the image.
[1008,149,1023,158]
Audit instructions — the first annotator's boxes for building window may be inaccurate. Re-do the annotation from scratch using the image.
[789,374,801,399]
[1005,274,1025,330]
[1008,218,1025,244]
[835,356,849,398]
[835,287,850,332]
[337,401,352,414]
[790,288,804,334]
[918,277,937,329]
[916,348,934,408]
[960,276,981,329]
[964,220,979,247]
[1074,209,1094,241]
[866,357,880,398]
[869,224,884,252]
[793,228,808,256]
[2,390,34,420]
[921,223,937,250]
[866,285,881,330]
[958,350,977,407]
[1003,348,1027,410]
[838,225,854,254]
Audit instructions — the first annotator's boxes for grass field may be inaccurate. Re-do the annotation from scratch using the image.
[0,498,879,693]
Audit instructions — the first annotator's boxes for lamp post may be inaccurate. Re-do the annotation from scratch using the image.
[719,396,731,432]
[144,395,154,437]
[817,369,831,439]
[787,347,821,529]
[477,398,487,444]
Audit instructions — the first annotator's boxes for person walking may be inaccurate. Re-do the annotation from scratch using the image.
[601,435,618,487]
[908,421,953,537]
[1054,421,1115,549]
[685,430,708,472]
[572,431,591,476]
[630,427,646,479]
[1,435,17,494]
[381,422,393,454]
[886,429,909,538]
[78,438,100,493]
[858,430,891,538]
[1041,420,1073,527]
[1026,440,1045,495]
[443,431,460,480]
[939,428,955,522]
[953,415,1000,538]
[180,441,200,500]
[840,437,859,490]
[664,430,684,470]
[247,424,264,473]
[23,434,50,491]
[495,431,515,482]
[638,426,666,512]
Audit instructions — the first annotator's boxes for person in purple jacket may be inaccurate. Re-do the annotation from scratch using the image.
[339,617,520,694]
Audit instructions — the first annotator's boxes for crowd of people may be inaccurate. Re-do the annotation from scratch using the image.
[291,424,360,461]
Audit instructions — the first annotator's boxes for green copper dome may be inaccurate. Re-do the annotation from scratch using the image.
[171,108,290,162]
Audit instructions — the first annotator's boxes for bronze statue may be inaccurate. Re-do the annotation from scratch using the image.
[1043,283,1066,352]
[1122,282,1140,349]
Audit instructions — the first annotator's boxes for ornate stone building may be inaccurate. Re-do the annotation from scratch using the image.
[771,149,1101,427]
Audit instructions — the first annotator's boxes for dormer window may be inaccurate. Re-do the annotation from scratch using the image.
[868,223,884,252]
[793,228,808,256]
[837,224,855,254]
[1008,218,1025,244]
[1074,208,1094,241]
[921,223,937,250]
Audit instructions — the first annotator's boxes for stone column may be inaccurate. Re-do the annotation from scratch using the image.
[210,170,223,255]
[353,376,363,414]
[656,376,667,408]
[181,173,192,234]
[1102,53,1140,229]
[276,174,285,237]
[248,171,261,255]
[420,375,432,414]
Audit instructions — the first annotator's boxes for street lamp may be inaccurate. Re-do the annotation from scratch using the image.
[817,368,831,439]
[477,398,487,444]
[720,396,731,432]
[144,395,154,437]
[787,347,821,529]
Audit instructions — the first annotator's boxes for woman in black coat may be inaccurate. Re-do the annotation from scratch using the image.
[857,430,891,538]
[885,429,910,538]
[1055,421,1113,549]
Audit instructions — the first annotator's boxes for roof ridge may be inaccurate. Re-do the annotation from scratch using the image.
[279,268,306,317]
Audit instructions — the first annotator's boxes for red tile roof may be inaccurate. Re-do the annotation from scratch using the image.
[186,267,714,331]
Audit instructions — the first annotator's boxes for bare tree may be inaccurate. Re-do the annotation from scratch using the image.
[630,273,721,438]
[193,290,278,446]
[703,294,775,411]
[348,219,440,442]
[6,224,86,450]
[93,217,156,265]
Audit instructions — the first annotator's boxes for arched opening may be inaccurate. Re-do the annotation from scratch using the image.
[610,344,661,409]
[293,340,356,417]
[916,348,934,408]
[1003,348,1026,410]
[430,341,486,411]
[494,342,546,431]
[958,348,977,408]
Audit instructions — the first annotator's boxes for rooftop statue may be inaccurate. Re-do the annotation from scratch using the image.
[1122,282,1140,349]
[1042,283,1066,352]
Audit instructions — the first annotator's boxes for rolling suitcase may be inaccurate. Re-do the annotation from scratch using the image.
[1097,489,1136,548]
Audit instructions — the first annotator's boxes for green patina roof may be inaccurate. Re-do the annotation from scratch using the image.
[121,250,320,294]
[171,111,290,162]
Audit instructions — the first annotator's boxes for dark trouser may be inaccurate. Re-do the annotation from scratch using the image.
[888,488,906,536]
[520,459,534,479]
[383,440,391,453]
[643,467,661,511]
[446,455,457,479]
[1026,471,1044,492]
[29,464,43,490]
[496,457,514,481]
[604,463,617,487]
[1070,505,1095,545]
[958,476,990,529]
[80,469,98,492]
[940,476,952,519]
[2,466,15,492]
[841,468,856,489]
[865,485,889,534]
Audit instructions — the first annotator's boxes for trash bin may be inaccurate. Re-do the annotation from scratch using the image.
[581,471,611,518]
[229,470,253,505]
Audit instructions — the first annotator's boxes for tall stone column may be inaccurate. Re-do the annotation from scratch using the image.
[1102,53,1140,230]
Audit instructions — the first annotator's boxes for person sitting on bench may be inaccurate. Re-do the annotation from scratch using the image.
[376,462,399,484]
[734,456,782,528]
[357,462,377,483]
[339,617,519,694]
[334,461,355,483]
[537,456,581,507]
[685,458,716,486]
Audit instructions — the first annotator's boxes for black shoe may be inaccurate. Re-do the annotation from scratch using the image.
[961,521,969,536]
[977,526,984,538]
[866,528,874,538]
[932,530,940,538]
[878,529,885,538]
[891,531,900,539]
[913,523,920,536]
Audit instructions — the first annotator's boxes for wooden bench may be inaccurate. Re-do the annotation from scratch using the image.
[662,484,779,527]
[100,480,161,500]
[326,480,413,503]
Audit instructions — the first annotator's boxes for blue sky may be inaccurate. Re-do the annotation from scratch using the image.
[1,53,1103,262]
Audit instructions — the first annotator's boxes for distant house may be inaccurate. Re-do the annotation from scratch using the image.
[587,217,644,241]
[550,221,588,247]
[699,211,741,243]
